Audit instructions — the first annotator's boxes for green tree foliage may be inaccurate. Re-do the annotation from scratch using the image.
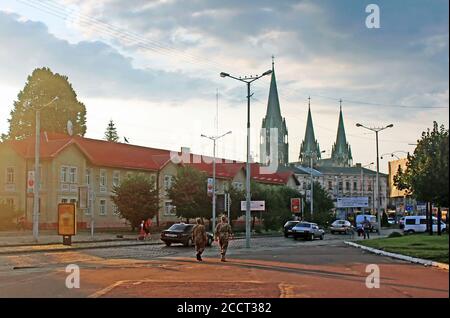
[228,185,245,222]
[7,67,87,140]
[303,181,335,227]
[111,174,159,230]
[394,122,449,207]
[167,166,212,223]
[104,119,119,142]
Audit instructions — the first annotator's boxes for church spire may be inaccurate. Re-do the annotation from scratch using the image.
[260,56,289,167]
[299,97,321,165]
[331,99,353,167]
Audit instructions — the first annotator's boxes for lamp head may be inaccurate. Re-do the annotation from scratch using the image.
[387,124,394,128]
[220,72,229,78]
[356,123,362,127]
[262,70,273,76]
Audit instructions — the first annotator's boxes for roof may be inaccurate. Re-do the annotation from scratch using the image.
[299,101,321,160]
[250,163,299,185]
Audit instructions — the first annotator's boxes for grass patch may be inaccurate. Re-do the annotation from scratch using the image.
[358,233,449,263]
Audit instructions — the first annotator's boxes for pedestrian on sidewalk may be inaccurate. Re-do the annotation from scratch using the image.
[215,215,233,262]
[144,217,153,240]
[138,220,146,241]
[192,218,207,261]
[362,216,371,239]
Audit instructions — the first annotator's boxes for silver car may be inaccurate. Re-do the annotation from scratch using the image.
[291,222,325,241]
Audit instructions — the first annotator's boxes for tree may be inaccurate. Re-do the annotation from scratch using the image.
[167,166,211,224]
[303,181,334,227]
[394,122,449,235]
[228,184,245,223]
[111,174,159,230]
[104,120,120,142]
[7,67,87,140]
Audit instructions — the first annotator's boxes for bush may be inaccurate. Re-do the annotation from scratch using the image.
[388,231,403,238]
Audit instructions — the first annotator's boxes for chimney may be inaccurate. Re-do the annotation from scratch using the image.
[355,163,361,168]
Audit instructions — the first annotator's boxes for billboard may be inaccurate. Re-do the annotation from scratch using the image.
[58,203,77,236]
[207,178,213,196]
[336,197,369,208]
[241,200,265,211]
[291,198,301,213]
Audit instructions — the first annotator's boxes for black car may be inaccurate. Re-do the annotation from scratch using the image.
[283,220,300,237]
[160,223,214,247]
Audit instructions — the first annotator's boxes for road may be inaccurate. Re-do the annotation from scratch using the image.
[0,235,448,298]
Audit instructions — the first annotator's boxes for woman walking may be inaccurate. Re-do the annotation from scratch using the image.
[192,218,207,261]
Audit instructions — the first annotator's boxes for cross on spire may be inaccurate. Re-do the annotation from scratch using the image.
[308,96,311,108]
[272,55,275,70]
[339,99,342,110]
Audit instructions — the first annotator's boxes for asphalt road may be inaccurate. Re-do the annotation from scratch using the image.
[0,235,448,298]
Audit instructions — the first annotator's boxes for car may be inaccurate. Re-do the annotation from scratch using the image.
[283,220,300,237]
[355,214,379,233]
[403,216,447,234]
[330,220,353,234]
[291,222,324,241]
[160,223,214,247]
[387,218,396,225]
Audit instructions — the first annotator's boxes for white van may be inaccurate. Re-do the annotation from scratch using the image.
[355,214,379,233]
[403,216,447,234]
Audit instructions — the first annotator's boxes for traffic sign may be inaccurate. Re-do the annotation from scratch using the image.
[241,200,265,211]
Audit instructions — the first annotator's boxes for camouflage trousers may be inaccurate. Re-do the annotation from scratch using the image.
[218,238,229,258]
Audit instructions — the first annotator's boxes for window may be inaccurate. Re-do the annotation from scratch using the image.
[99,199,107,216]
[164,201,175,216]
[112,204,120,216]
[85,169,91,185]
[70,198,77,205]
[368,183,372,191]
[6,198,14,209]
[100,170,107,191]
[345,182,350,191]
[126,172,133,179]
[406,218,416,225]
[6,168,14,184]
[328,181,333,191]
[338,182,343,191]
[164,175,173,191]
[150,174,156,189]
[353,182,358,191]
[419,218,428,225]
[113,171,120,187]
[69,167,77,183]
[61,166,69,183]
[232,182,243,190]
[61,198,68,203]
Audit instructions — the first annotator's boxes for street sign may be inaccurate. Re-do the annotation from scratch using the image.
[241,200,265,211]
[27,171,35,193]
[291,198,301,213]
[336,196,369,208]
[207,178,213,196]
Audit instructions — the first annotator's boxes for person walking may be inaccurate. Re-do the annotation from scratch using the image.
[362,216,371,239]
[215,215,233,262]
[144,217,153,240]
[192,218,207,261]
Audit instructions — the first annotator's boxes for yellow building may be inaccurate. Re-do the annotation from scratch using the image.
[0,133,299,229]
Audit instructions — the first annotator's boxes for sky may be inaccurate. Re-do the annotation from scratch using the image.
[0,0,448,173]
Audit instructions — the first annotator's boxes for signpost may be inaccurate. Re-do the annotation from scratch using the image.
[241,200,265,211]
[207,178,213,197]
[58,203,76,245]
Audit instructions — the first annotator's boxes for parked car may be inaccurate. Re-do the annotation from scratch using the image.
[283,220,300,237]
[330,220,353,234]
[387,218,396,225]
[160,223,214,247]
[355,214,379,233]
[403,216,447,234]
[291,222,324,241]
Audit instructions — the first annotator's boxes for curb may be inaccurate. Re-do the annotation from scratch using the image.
[344,241,449,271]
[0,241,164,256]
[0,238,137,248]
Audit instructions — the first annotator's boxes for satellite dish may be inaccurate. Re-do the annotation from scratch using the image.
[67,120,73,136]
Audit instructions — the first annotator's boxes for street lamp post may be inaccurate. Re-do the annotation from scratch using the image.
[307,150,325,218]
[356,123,393,235]
[220,69,272,248]
[360,162,374,214]
[201,131,232,233]
[31,96,59,242]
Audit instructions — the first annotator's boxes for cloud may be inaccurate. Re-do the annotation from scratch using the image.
[0,10,216,102]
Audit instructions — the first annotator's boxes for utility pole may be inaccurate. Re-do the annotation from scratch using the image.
[220,68,272,248]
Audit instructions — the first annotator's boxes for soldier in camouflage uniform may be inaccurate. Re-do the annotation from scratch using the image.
[192,218,207,261]
[215,215,233,262]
